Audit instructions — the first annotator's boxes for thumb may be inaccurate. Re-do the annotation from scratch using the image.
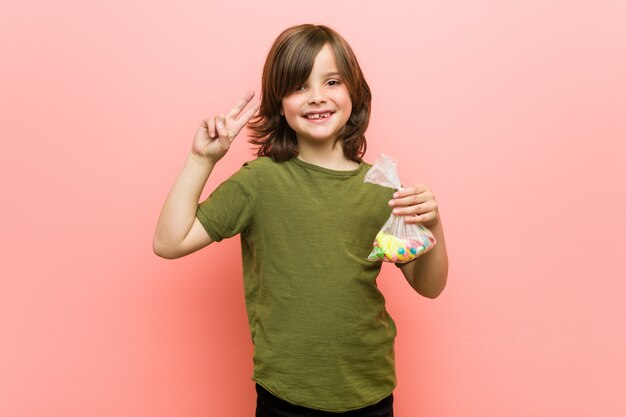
[216,120,231,151]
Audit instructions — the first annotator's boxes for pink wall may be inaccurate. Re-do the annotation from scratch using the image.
[2,1,625,416]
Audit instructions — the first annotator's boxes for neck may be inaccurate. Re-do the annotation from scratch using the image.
[296,139,359,171]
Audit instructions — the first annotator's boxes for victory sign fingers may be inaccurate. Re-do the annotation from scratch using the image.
[223,90,260,139]
[193,91,260,162]
[208,91,260,140]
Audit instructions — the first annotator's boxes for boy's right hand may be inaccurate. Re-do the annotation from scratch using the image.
[192,90,261,163]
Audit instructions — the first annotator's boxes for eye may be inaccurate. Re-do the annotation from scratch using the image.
[295,84,307,91]
[327,79,341,86]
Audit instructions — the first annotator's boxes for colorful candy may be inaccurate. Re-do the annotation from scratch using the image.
[364,153,437,264]
[367,225,436,263]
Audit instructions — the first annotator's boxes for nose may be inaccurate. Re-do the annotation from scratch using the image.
[307,85,326,104]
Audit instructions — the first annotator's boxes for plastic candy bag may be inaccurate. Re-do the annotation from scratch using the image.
[365,154,436,263]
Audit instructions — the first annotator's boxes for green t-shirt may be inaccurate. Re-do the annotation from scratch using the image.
[196,156,398,412]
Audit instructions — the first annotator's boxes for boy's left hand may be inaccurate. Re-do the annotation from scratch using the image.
[388,185,440,227]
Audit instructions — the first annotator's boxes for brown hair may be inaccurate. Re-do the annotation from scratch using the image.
[248,24,372,162]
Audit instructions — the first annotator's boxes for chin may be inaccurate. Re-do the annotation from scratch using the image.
[298,134,339,144]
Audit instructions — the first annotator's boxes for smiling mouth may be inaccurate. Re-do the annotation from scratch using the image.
[304,112,332,120]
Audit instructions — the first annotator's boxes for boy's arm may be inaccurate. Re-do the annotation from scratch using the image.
[153,152,215,259]
[153,91,260,259]
[388,185,449,298]
[398,219,448,298]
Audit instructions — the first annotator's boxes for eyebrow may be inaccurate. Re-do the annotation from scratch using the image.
[323,71,341,77]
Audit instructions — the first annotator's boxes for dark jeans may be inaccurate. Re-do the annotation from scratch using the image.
[255,384,394,417]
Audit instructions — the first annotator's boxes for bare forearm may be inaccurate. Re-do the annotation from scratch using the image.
[153,151,215,250]
[401,220,449,298]
[152,92,259,258]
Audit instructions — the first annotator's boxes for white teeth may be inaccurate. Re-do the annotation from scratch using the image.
[306,112,330,119]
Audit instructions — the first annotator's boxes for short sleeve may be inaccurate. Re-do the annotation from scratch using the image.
[196,162,256,242]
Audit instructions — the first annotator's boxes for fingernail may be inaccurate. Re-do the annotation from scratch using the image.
[393,192,399,198]
[388,200,394,206]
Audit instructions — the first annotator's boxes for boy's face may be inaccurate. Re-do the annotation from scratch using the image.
[280,44,352,146]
